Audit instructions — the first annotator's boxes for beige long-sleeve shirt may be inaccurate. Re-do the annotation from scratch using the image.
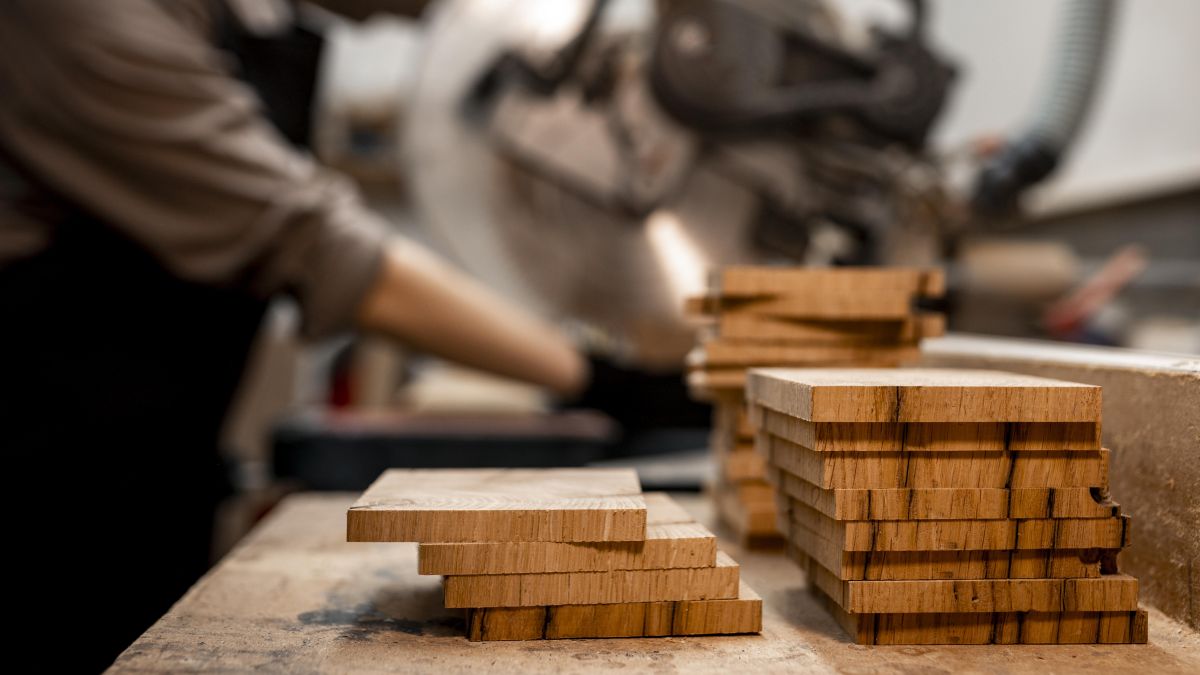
[0,0,415,337]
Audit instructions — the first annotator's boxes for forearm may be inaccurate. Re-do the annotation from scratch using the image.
[356,239,589,397]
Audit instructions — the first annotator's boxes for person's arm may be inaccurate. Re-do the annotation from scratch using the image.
[0,0,586,395]
[358,240,587,395]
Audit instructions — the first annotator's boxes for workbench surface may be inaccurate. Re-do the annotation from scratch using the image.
[111,493,1200,674]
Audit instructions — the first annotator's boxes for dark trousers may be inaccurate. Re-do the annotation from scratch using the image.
[1,223,264,672]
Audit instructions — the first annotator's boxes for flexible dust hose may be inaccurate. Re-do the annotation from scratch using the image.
[972,0,1119,216]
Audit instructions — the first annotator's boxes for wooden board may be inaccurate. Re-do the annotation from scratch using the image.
[417,493,716,575]
[747,368,1102,423]
[716,266,945,298]
[113,495,1200,673]
[805,580,1148,645]
[715,486,783,546]
[687,369,747,396]
[921,334,1200,631]
[722,449,768,482]
[465,581,762,641]
[785,500,1131,552]
[773,470,1119,521]
[803,564,1139,614]
[346,468,646,543]
[718,312,944,343]
[693,341,921,369]
[789,538,1108,581]
[751,405,1102,452]
[714,292,917,320]
[442,552,740,608]
[764,435,1110,489]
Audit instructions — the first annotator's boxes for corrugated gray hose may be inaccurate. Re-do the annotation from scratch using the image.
[972,0,1119,216]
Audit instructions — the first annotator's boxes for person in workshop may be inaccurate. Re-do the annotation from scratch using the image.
[0,0,587,670]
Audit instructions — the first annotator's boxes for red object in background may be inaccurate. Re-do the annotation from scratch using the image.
[1042,244,1148,337]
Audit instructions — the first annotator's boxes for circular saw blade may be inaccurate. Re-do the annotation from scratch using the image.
[404,0,762,368]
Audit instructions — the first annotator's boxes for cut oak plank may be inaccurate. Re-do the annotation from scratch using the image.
[763,435,1110,489]
[750,405,1101,452]
[442,551,740,608]
[772,470,1119,521]
[718,312,944,343]
[805,581,1147,644]
[788,538,1106,581]
[716,266,945,299]
[715,485,781,541]
[716,292,916,320]
[693,341,921,369]
[747,368,1102,423]
[785,500,1130,552]
[464,581,762,641]
[417,493,716,575]
[346,468,646,543]
[722,449,768,482]
[793,546,1138,613]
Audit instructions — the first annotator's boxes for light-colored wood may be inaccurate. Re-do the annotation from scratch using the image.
[723,448,768,482]
[717,266,945,298]
[786,500,1130,552]
[774,470,1119,521]
[346,468,646,542]
[719,312,944,343]
[793,547,1138,613]
[922,334,1200,631]
[716,486,782,542]
[806,582,1148,644]
[764,434,1110,489]
[715,292,917,320]
[789,539,1105,581]
[693,341,921,369]
[751,405,1102,452]
[747,368,1102,423]
[115,495,1200,673]
[442,552,740,608]
[687,369,747,396]
[417,493,716,575]
[465,582,762,641]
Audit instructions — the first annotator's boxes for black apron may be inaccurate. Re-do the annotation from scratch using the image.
[0,4,323,670]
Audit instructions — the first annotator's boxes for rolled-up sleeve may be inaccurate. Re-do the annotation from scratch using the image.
[0,0,388,337]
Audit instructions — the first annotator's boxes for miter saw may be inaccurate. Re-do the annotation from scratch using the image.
[405,0,957,374]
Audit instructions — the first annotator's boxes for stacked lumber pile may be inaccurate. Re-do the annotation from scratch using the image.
[747,368,1146,645]
[346,468,762,641]
[685,267,945,546]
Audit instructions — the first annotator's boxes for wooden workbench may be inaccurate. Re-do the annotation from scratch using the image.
[111,494,1200,674]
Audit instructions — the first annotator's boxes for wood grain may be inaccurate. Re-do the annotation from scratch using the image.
[718,312,944,343]
[747,368,1102,423]
[789,539,1106,581]
[693,341,921,368]
[442,552,740,608]
[464,581,762,641]
[417,493,716,575]
[717,266,944,299]
[763,434,1110,489]
[751,405,1102,452]
[807,582,1148,644]
[772,470,1119,521]
[785,500,1130,552]
[346,468,646,542]
[792,546,1138,613]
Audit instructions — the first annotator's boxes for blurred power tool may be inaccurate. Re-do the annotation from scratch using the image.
[406,0,957,369]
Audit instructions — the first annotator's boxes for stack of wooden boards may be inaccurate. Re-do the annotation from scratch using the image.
[346,468,762,641]
[685,266,946,546]
[746,368,1147,645]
